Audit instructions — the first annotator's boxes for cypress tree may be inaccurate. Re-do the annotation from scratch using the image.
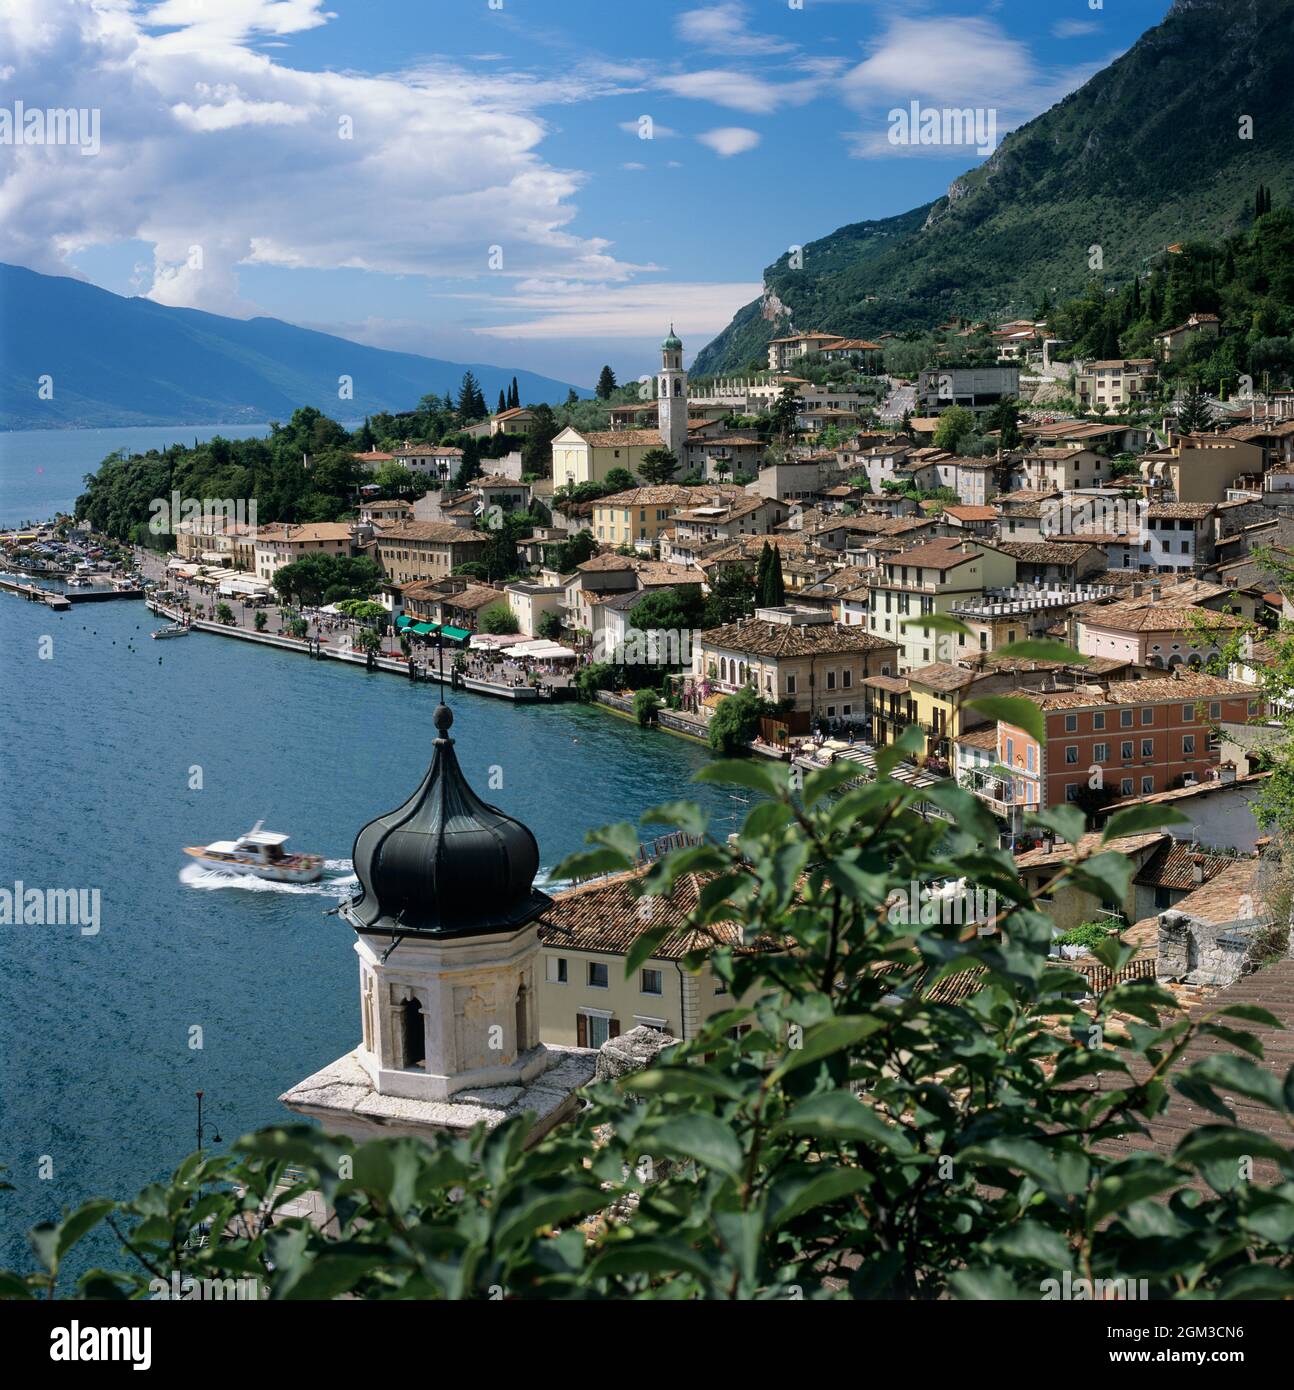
[765,545,786,606]
[509,377,520,410]
[596,365,618,400]
[497,389,507,415]
[754,541,772,604]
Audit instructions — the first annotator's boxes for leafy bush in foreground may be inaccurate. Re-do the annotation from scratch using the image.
[5,736,1293,1300]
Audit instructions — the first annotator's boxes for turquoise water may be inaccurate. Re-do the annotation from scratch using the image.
[0,595,748,1276]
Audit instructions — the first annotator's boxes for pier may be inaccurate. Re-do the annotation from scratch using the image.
[0,574,72,609]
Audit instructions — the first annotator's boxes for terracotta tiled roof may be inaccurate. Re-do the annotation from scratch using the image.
[1134,842,1234,892]
[906,662,983,693]
[595,485,698,507]
[540,870,743,959]
[382,523,490,543]
[1079,603,1245,633]
[988,541,1103,564]
[700,618,897,659]
[1015,831,1166,870]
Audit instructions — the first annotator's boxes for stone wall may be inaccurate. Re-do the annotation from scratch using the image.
[1157,909,1258,987]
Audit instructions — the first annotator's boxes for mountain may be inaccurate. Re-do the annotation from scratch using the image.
[695,0,1294,375]
[0,263,585,429]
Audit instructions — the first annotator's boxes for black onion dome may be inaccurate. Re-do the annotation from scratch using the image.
[347,703,552,938]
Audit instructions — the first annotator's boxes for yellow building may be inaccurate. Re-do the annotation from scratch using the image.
[871,662,1009,762]
[591,485,697,547]
[551,427,664,487]
[863,538,1017,671]
[374,523,491,585]
[538,868,753,1046]
[252,522,354,583]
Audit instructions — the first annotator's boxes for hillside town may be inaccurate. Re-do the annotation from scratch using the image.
[6,318,1260,1028]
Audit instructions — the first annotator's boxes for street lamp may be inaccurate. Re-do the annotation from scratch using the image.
[194,1089,222,1154]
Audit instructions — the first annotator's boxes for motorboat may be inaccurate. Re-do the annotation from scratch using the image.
[183,822,324,883]
[151,624,190,639]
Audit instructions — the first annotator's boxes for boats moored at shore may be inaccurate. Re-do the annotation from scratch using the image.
[183,823,324,882]
[151,624,189,639]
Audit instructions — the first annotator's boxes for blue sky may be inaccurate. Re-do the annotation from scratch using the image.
[4,0,1173,388]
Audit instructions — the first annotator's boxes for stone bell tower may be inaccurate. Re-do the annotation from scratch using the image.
[281,703,596,1145]
[657,324,688,462]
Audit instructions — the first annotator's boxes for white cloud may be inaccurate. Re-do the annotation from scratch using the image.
[0,0,644,317]
[676,3,796,57]
[475,279,762,341]
[1053,20,1100,39]
[840,16,1108,158]
[696,126,761,157]
[656,68,820,115]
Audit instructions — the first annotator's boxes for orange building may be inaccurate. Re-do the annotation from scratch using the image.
[981,674,1263,828]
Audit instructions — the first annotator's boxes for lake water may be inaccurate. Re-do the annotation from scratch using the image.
[0,425,279,527]
[0,423,748,1277]
[0,593,748,1278]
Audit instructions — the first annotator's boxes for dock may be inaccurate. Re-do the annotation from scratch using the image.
[0,574,73,610]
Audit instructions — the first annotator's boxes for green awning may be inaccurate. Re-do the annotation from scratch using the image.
[439,625,470,642]
[396,614,414,630]
[411,622,438,635]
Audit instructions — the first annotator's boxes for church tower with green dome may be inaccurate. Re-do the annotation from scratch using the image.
[657,324,688,463]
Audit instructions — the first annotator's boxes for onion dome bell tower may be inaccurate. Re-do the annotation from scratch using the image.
[281,703,596,1144]
[349,702,552,939]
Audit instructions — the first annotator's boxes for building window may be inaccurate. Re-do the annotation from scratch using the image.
[588,961,609,989]
[1094,743,1108,761]
[1064,714,1078,733]
[1093,712,1105,730]
[1141,738,1153,758]
[641,968,663,996]
[1121,710,1133,728]
[1065,785,1079,802]
[786,674,797,695]
[546,956,568,984]
[580,1013,612,1048]
[1141,776,1154,794]
[1065,746,1079,764]
[1141,708,1153,725]
[1182,704,1194,721]
[1249,700,1260,715]
[1121,741,1133,759]
[1121,778,1134,796]
[1209,702,1222,720]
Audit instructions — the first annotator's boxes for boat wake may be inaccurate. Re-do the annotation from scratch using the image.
[179,859,357,898]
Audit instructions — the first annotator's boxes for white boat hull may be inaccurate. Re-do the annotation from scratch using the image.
[184,851,322,883]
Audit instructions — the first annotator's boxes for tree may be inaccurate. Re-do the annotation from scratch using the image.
[702,564,756,627]
[706,685,770,753]
[602,467,637,494]
[253,610,268,632]
[14,731,1294,1300]
[768,383,802,443]
[628,586,705,644]
[982,397,1023,450]
[713,458,732,480]
[522,403,560,478]
[355,627,382,655]
[215,602,234,625]
[633,687,660,726]
[497,389,507,415]
[509,376,520,410]
[457,372,487,422]
[934,406,976,452]
[1175,380,1215,434]
[453,436,483,491]
[479,603,520,635]
[273,553,383,607]
[756,542,783,608]
[637,448,680,486]
[596,365,618,400]
[566,388,579,406]
[537,610,563,641]
[372,462,418,497]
